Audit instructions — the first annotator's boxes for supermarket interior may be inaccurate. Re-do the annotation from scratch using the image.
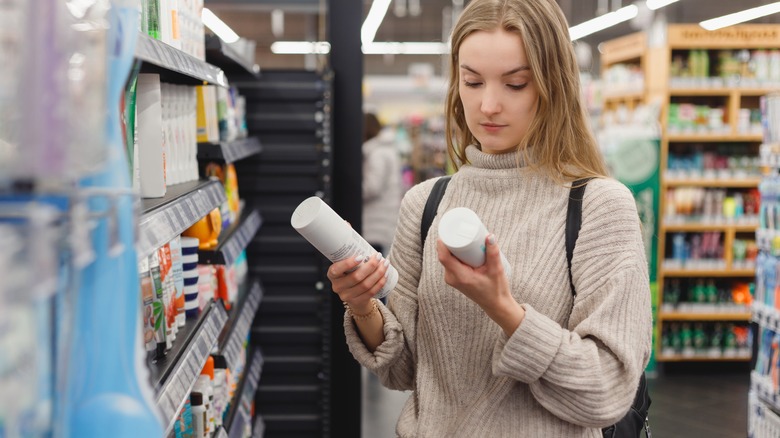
[4,0,780,437]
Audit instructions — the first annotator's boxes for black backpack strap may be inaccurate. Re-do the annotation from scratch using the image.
[421,176,452,245]
[566,178,592,297]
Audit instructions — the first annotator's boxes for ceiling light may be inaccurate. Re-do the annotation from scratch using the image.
[646,0,679,11]
[569,5,639,41]
[271,41,331,55]
[269,41,448,55]
[363,42,449,55]
[202,8,240,44]
[700,2,780,31]
[362,0,393,45]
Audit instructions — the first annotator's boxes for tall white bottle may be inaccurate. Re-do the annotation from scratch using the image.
[291,197,399,299]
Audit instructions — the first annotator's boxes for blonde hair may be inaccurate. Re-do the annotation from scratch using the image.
[445,0,607,183]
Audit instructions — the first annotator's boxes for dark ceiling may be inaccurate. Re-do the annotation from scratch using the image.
[205,0,779,75]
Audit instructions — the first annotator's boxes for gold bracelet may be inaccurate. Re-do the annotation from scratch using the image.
[344,299,379,321]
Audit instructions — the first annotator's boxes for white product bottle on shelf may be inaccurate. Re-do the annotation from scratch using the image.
[188,87,199,182]
[291,197,399,299]
[190,392,207,438]
[438,207,512,277]
[137,73,167,198]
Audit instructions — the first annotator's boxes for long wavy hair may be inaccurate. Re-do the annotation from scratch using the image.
[445,0,607,183]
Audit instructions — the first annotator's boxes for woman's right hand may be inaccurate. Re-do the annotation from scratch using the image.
[327,252,390,313]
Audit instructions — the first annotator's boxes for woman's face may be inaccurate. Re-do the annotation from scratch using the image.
[458,28,538,155]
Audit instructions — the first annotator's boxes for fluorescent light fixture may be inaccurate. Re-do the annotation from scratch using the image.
[362,0,393,45]
[363,42,448,55]
[700,2,780,31]
[269,41,448,55]
[646,0,679,11]
[202,8,240,44]
[271,41,331,55]
[569,5,639,41]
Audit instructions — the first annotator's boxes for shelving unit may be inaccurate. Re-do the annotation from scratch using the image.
[150,300,229,435]
[205,34,260,79]
[135,33,228,87]
[132,32,268,436]
[198,208,263,265]
[664,178,762,188]
[224,349,264,438]
[601,24,780,364]
[600,32,648,113]
[198,137,263,164]
[217,279,264,372]
[233,70,334,436]
[660,312,751,321]
[137,179,227,260]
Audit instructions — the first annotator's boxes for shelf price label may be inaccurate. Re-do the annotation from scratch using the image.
[223,281,263,370]
[137,181,227,260]
[156,303,228,434]
[238,351,265,427]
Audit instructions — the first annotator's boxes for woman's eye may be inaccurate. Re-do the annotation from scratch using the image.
[507,83,528,91]
[463,80,482,88]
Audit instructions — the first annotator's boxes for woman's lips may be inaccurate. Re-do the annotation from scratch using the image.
[481,123,506,133]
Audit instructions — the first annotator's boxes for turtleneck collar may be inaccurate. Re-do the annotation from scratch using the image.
[464,145,526,170]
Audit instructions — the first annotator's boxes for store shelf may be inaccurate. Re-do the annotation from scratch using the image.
[198,137,262,164]
[137,180,227,260]
[752,372,780,414]
[217,279,264,371]
[657,354,751,362]
[663,222,759,232]
[659,312,751,321]
[669,88,733,97]
[135,33,227,87]
[603,91,644,102]
[753,302,780,333]
[199,208,262,265]
[225,349,265,438]
[669,87,777,97]
[667,134,764,142]
[664,178,762,188]
[205,34,260,78]
[150,300,229,435]
[663,269,755,277]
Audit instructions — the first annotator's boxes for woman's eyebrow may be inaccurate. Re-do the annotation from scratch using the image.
[459,64,530,76]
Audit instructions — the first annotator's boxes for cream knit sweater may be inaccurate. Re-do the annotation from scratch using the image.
[344,146,652,437]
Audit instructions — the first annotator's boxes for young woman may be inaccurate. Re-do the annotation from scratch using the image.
[328,0,652,436]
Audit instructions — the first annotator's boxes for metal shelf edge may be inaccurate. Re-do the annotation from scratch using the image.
[226,350,265,438]
[221,280,264,371]
[156,301,229,435]
[198,137,263,164]
[135,33,228,87]
[137,180,227,261]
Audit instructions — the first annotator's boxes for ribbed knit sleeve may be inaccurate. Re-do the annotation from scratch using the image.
[343,177,440,391]
[491,179,652,428]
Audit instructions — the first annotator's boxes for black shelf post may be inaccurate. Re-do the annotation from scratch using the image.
[328,0,364,436]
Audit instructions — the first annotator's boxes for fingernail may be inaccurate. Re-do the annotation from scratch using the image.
[354,255,365,263]
[384,270,390,278]
[363,255,370,263]
[383,259,390,267]
[487,234,496,245]
[375,252,382,260]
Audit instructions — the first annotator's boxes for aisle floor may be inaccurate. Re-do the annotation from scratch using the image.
[361,369,749,437]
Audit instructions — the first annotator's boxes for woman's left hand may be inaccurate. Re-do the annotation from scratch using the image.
[436,234,525,336]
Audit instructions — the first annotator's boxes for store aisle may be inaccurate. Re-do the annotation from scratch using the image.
[362,371,749,437]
